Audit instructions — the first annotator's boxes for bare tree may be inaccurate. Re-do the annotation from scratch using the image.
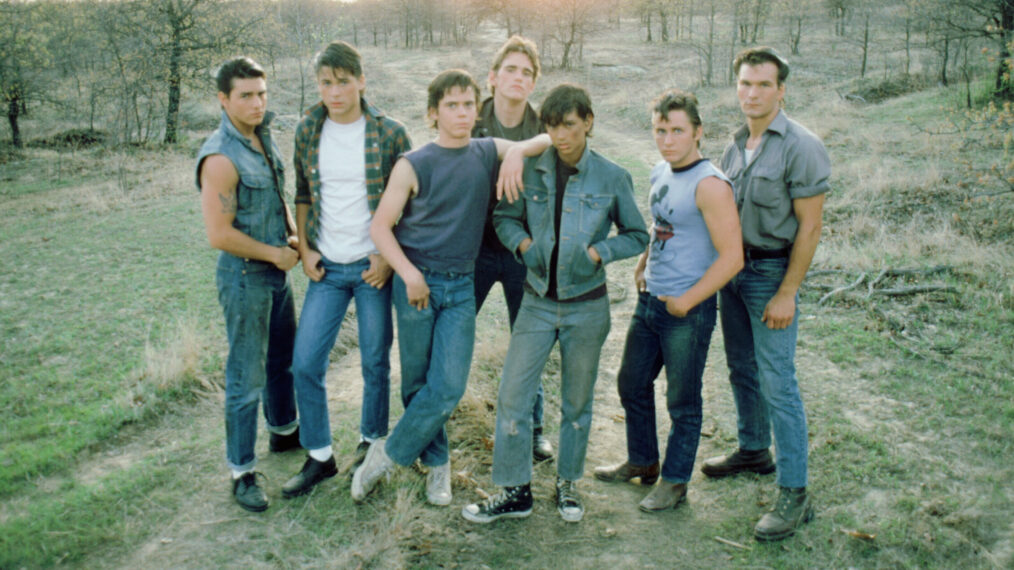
[539,0,607,68]
[926,0,1014,99]
[0,0,53,148]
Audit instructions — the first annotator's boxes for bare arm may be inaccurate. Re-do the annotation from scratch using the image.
[369,158,429,309]
[761,193,825,329]
[199,154,299,271]
[493,133,552,202]
[659,177,743,317]
[634,245,649,293]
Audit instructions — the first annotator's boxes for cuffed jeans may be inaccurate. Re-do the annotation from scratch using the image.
[474,245,544,429]
[617,293,716,484]
[216,257,298,472]
[720,257,808,488]
[492,293,611,486]
[292,257,393,451]
[385,270,475,468]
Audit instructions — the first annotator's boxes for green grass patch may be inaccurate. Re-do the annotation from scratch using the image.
[0,148,223,497]
[0,455,182,567]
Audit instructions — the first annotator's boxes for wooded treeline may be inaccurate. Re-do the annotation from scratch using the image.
[1,0,1011,147]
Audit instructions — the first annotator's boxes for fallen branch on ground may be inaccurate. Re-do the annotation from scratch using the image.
[871,285,957,296]
[713,536,751,550]
[819,272,867,305]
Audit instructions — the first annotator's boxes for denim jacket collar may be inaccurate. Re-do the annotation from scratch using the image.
[218,109,277,153]
[534,144,591,178]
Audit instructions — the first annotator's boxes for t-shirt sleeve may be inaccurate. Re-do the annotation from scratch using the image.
[785,133,831,199]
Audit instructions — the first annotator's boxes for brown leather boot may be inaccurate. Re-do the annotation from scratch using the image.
[700,448,775,478]
[593,461,660,485]
[754,487,814,541]
[638,482,687,512]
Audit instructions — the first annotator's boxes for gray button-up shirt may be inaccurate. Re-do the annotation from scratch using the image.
[721,110,831,250]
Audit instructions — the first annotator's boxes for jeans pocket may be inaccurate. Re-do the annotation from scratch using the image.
[749,257,789,281]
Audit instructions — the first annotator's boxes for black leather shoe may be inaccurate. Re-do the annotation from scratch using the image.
[533,427,554,462]
[282,456,338,498]
[700,448,776,478]
[233,472,268,512]
[269,428,301,453]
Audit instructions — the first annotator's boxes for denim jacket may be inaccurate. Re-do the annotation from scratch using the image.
[494,146,648,300]
[196,110,288,258]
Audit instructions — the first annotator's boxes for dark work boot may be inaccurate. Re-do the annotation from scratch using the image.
[700,448,775,478]
[754,487,814,541]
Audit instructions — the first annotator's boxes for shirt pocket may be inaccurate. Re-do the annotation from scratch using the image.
[747,166,785,209]
[578,193,614,236]
[525,189,551,228]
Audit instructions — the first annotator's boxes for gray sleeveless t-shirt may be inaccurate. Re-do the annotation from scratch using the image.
[394,139,498,274]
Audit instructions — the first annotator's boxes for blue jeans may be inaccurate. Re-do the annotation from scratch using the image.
[292,257,393,450]
[385,270,476,467]
[492,293,611,486]
[474,245,544,429]
[616,293,716,484]
[720,257,808,488]
[216,257,298,472]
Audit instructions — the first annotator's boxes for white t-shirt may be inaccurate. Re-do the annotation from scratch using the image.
[316,116,375,263]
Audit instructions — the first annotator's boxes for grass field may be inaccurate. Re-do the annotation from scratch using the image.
[1,19,1012,569]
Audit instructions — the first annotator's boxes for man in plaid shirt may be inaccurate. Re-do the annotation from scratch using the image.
[282,41,411,498]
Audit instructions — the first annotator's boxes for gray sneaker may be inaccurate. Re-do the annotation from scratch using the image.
[555,477,584,522]
[426,461,452,506]
[351,438,393,502]
[754,487,814,541]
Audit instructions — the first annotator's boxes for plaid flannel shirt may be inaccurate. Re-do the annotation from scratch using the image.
[293,97,412,252]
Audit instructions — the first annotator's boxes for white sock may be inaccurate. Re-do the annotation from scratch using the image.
[232,468,252,480]
[361,435,375,444]
[309,446,333,462]
[275,425,297,436]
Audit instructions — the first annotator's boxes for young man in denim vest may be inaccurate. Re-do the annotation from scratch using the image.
[354,70,549,507]
[704,47,830,541]
[471,36,553,462]
[462,84,649,524]
[280,41,412,499]
[197,57,300,512]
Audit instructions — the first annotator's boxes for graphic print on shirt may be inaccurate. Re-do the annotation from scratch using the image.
[649,183,676,262]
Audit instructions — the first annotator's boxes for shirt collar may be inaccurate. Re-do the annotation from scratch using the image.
[734,109,788,145]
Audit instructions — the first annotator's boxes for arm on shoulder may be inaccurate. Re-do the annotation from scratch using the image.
[494,134,552,202]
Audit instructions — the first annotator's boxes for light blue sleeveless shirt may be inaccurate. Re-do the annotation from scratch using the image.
[644,159,731,297]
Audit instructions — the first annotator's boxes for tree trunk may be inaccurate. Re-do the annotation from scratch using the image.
[860,13,869,79]
[996,0,1013,99]
[904,16,911,75]
[789,15,802,55]
[164,25,182,144]
[7,95,22,148]
[939,35,949,87]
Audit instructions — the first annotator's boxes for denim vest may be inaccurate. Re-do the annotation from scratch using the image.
[494,147,649,300]
[196,110,288,268]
